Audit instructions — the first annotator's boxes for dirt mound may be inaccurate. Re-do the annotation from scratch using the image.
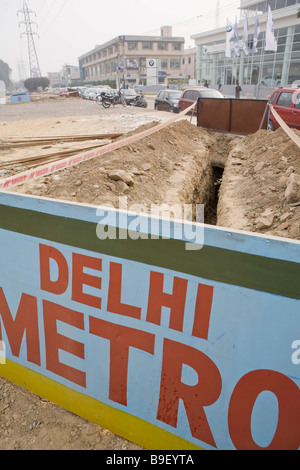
[15,119,214,212]
[218,127,300,240]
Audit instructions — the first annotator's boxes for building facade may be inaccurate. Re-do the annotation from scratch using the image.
[182,47,197,83]
[78,26,187,87]
[192,0,300,89]
[48,65,80,87]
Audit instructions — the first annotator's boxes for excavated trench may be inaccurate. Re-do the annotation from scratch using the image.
[191,132,233,226]
[11,124,236,232]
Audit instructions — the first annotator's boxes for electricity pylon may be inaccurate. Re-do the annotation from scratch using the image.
[17,1,41,78]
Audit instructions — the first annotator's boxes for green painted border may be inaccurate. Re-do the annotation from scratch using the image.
[1,204,300,300]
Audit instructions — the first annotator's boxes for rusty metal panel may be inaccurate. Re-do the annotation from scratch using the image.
[230,99,268,133]
[197,98,231,131]
[197,98,268,134]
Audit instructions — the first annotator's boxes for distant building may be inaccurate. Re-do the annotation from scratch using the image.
[191,0,300,90]
[182,47,197,84]
[61,65,81,85]
[47,72,62,87]
[78,26,188,87]
[48,65,80,87]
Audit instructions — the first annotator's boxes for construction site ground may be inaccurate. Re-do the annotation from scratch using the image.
[0,94,299,450]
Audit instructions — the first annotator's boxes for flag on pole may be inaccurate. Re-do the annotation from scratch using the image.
[242,15,249,55]
[225,19,234,58]
[265,5,277,52]
[233,17,240,57]
[253,9,260,53]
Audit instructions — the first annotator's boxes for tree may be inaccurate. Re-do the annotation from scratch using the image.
[24,77,50,92]
[0,60,12,89]
[297,8,300,18]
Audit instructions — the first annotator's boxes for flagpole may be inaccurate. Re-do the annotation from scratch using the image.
[271,28,279,82]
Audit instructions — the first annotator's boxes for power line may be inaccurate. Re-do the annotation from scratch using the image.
[38,0,59,28]
[139,0,240,36]
[39,0,69,37]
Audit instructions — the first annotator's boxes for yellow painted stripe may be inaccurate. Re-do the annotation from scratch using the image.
[0,359,204,450]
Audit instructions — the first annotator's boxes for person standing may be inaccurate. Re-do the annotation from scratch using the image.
[235,81,242,99]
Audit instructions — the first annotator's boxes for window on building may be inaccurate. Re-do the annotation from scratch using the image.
[276,0,287,8]
[105,63,111,73]
[128,42,138,50]
[188,57,192,64]
[172,43,181,51]
[268,0,276,11]
[170,59,180,70]
[142,42,153,50]
[158,42,168,50]
[160,59,168,69]
[293,25,300,52]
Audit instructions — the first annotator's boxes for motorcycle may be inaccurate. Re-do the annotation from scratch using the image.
[130,93,147,108]
[99,89,127,108]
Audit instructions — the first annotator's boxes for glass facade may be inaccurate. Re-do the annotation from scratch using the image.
[196,0,300,87]
[240,0,300,15]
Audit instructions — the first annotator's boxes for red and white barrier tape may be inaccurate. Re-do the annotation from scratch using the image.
[0,102,196,191]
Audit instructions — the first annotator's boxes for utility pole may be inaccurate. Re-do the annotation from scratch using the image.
[17,0,41,78]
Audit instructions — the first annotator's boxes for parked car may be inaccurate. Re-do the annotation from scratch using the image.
[82,88,105,100]
[120,88,138,105]
[76,86,88,97]
[178,87,224,112]
[82,88,93,99]
[154,90,182,113]
[260,75,281,86]
[268,87,300,131]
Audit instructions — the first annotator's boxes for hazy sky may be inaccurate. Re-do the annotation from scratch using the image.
[1,0,240,80]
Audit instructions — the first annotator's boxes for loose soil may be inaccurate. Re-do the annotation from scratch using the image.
[0,95,300,450]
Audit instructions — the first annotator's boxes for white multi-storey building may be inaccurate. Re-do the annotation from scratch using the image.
[192,0,300,91]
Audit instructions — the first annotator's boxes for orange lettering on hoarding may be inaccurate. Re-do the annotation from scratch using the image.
[146,271,188,332]
[43,300,86,387]
[156,338,222,448]
[192,283,214,340]
[89,317,155,406]
[107,262,141,319]
[72,253,102,309]
[0,288,41,366]
[40,244,69,295]
[228,369,300,450]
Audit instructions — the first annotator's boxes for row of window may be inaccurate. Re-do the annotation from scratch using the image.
[127,42,182,51]
[241,0,300,16]
[82,41,183,64]
[84,56,192,76]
